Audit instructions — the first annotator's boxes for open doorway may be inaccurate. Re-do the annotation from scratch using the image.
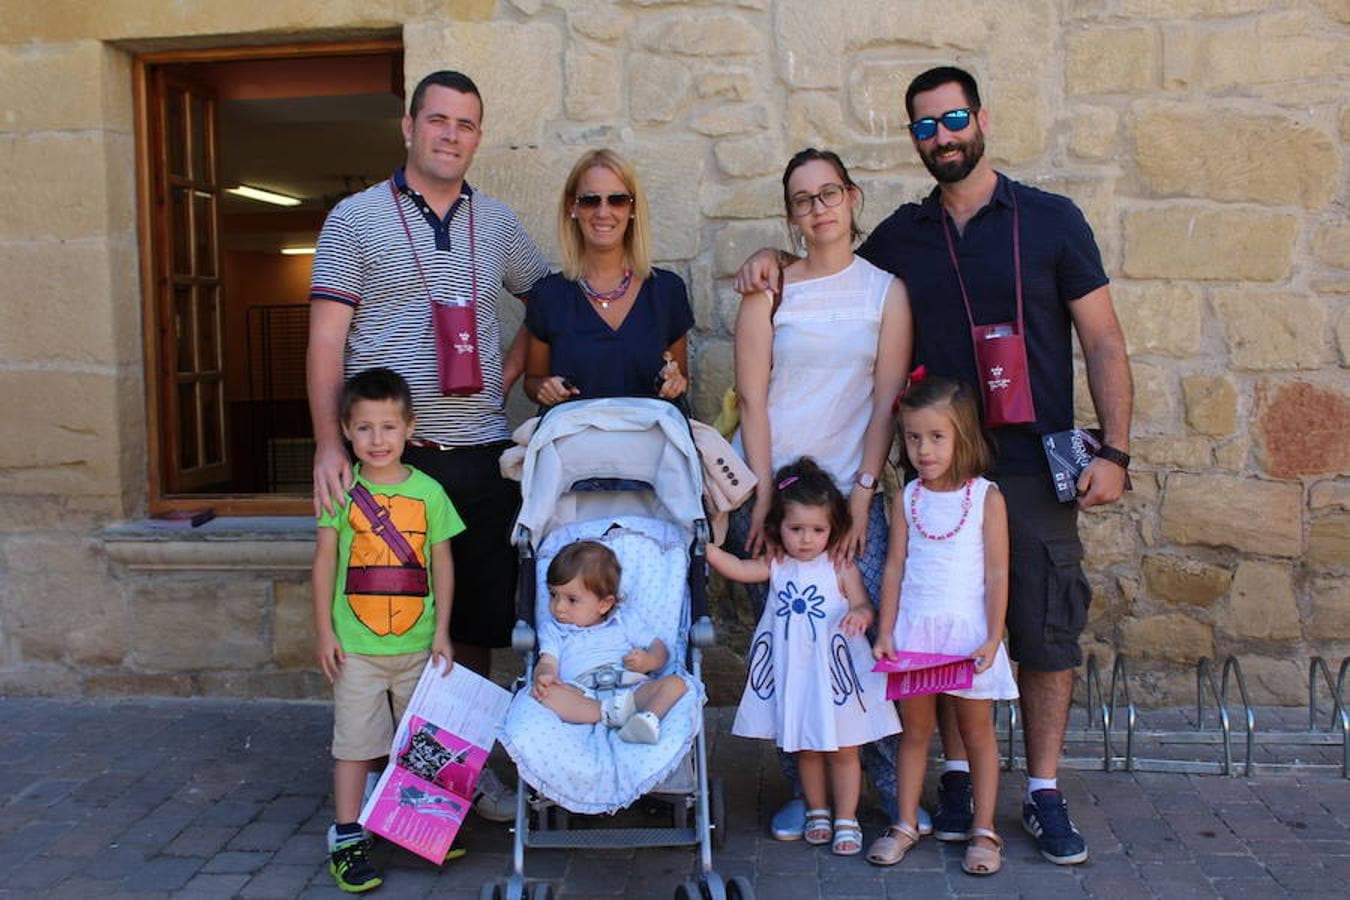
[140,43,404,509]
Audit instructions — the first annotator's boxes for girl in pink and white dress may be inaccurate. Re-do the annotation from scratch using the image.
[869,376,1018,876]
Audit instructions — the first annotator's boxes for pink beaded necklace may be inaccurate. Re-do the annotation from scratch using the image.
[910,479,974,541]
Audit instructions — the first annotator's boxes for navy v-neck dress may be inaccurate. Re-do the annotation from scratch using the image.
[525,268,694,399]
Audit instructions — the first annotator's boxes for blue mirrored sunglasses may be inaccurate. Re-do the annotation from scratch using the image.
[908,107,973,141]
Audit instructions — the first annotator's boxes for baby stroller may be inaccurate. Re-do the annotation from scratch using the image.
[484,397,754,900]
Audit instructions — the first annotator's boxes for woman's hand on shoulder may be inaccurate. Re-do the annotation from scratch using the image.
[536,376,580,406]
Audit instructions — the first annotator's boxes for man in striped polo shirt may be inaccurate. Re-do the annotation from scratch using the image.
[307,72,549,822]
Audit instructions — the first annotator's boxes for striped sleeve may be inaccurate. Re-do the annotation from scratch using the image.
[310,202,364,307]
[499,207,550,298]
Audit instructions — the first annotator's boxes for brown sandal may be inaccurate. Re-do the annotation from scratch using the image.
[962,827,1003,876]
[866,822,920,866]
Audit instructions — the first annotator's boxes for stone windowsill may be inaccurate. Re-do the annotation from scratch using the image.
[102,516,316,572]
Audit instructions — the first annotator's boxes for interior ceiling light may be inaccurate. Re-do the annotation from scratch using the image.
[280,247,316,255]
[226,184,302,207]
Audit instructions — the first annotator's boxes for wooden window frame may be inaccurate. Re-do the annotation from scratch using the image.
[133,38,402,516]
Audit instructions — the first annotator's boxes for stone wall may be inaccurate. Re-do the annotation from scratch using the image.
[0,0,1344,705]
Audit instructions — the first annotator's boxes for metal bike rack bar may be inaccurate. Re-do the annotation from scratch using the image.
[1196,656,1256,776]
[1308,656,1350,778]
[1083,654,1137,772]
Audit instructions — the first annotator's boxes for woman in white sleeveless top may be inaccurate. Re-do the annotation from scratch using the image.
[730,148,912,835]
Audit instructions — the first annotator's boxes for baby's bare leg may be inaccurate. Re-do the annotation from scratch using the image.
[633,675,687,719]
[540,684,602,724]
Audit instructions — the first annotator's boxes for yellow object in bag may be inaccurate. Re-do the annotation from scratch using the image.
[711,386,740,439]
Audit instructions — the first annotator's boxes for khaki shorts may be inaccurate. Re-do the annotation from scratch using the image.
[332,650,428,761]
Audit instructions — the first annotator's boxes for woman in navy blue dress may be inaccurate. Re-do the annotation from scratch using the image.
[524,149,694,407]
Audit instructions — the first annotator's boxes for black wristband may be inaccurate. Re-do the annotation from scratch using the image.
[1096,444,1131,470]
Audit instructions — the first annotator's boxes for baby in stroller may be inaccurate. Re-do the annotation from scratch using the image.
[533,540,688,744]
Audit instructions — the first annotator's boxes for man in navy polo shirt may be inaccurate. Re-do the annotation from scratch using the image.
[737,66,1132,866]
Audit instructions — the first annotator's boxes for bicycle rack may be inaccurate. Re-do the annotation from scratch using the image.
[992,655,1348,779]
[1308,656,1350,779]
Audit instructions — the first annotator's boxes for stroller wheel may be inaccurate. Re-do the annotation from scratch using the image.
[674,880,702,900]
[709,776,727,850]
[528,882,555,900]
[479,882,503,900]
[726,875,755,899]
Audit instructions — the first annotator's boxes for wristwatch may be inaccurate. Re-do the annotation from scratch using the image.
[854,471,878,491]
[1096,444,1131,470]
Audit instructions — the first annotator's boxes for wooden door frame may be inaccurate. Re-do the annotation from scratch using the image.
[133,39,402,516]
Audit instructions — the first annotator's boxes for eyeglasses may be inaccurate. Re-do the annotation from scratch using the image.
[908,107,973,141]
[788,183,847,217]
[575,192,634,210]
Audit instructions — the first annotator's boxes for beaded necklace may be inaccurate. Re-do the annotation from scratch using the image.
[579,269,633,309]
[910,479,974,541]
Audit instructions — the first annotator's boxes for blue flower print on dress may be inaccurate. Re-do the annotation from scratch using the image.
[775,580,827,642]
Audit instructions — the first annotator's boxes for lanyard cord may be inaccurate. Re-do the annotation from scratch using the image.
[389,180,479,308]
[939,186,1023,330]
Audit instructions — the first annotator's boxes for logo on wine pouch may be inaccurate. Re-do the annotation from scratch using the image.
[986,364,1011,392]
[454,332,475,355]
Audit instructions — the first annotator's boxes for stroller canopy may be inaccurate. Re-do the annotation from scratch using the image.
[513,398,706,545]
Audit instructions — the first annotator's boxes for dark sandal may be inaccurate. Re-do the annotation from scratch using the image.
[962,827,1003,876]
[867,822,920,866]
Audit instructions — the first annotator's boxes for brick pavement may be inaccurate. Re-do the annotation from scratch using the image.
[0,697,1347,899]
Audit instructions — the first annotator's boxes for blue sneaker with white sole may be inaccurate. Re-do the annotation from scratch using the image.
[1022,789,1088,865]
[770,797,807,841]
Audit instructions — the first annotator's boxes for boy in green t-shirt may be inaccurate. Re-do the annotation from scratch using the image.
[312,367,464,893]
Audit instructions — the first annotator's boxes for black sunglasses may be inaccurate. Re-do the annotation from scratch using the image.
[908,107,973,141]
[575,193,634,209]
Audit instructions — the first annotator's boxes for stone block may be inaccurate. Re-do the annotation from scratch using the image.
[1068,104,1119,160]
[697,71,754,102]
[638,12,764,57]
[1160,473,1302,556]
[1213,436,1248,472]
[1234,656,1307,705]
[1066,28,1158,94]
[714,221,787,279]
[563,44,622,120]
[1216,290,1329,371]
[1133,437,1212,469]
[0,41,125,133]
[0,538,127,664]
[704,179,782,219]
[0,371,124,497]
[131,580,271,671]
[403,21,561,146]
[1129,362,1178,431]
[1122,206,1297,281]
[690,337,733,424]
[1310,480,1350,512]
[0,239,135,366]
[1121,614,1213,662]
[1308,515,1349,569]
[272,581,313,670]
[690,104,768,137]
[569,7,630,42]
[787,93,852,150]
[1142,554,1232,608]
[1120,0,1270,15]
[1135,103,1337,209]
[714,134,781,178]
[1182,375,1237,437]
[1253,380,1349,479]
[984,77,1049,166]
[0,664,81,696]
[84,672,195,697]
[1113,282,1203,358]
[629,54,691,125]
[1079,510,1136,568]
[625,141,707,261]
[0,494,123,533]
[1162,13,1346,91]
[196,670,327,700]
[847,61,911,135]
[0,0,446,42]
[1310,221,1350,271]
[1309,576,1350,637]
[0,132,133,241]
[1219,560,1299,641]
